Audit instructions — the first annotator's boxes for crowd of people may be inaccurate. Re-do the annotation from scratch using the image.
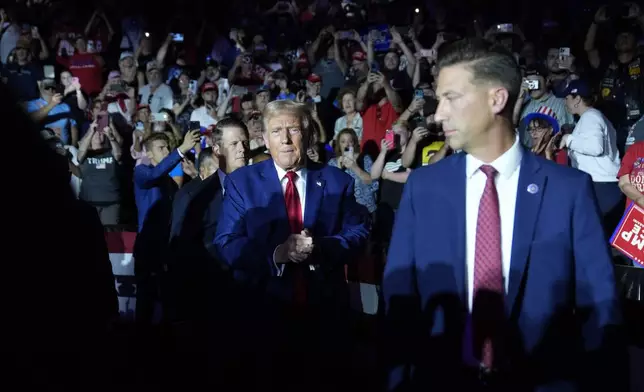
[3,0,643,390]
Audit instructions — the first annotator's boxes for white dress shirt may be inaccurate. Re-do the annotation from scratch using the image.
[465,137,522,310]
[274,163,307,220]
[273,163,308,275]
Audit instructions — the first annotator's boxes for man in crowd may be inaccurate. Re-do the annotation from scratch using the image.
[384,38,624,391]
[167,117,250,321]
[215,100,369,391]
[132,130,199,326]
[26,78,79,146]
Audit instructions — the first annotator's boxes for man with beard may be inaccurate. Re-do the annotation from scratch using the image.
[139,61,174,113]
[203,59,230,108]
[585,4,644,155]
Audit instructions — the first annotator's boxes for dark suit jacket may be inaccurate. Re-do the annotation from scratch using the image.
[167,173,225,321]
[383,150,625,391]
[214,159,370,306]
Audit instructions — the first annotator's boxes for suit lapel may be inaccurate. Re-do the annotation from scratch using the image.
[451,153,468,304]
[303,164,325,231]
[507,152,545,315]
[259,160,290,236]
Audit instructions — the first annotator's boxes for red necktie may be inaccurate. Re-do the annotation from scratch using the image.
[284,171,307,305]
[472,165,504,369]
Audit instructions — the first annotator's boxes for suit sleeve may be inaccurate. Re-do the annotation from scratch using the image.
[133,149,183,189]
[314,178,370,269]
[214,176,276,281]
[572,173,625,389]
[382,172,421,392]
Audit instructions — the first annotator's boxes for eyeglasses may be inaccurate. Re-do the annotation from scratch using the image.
[528,126,551,134]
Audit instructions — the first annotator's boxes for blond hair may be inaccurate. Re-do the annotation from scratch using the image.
[262,100,315,145]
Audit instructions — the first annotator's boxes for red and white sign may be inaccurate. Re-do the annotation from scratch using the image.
[610,203,644,267]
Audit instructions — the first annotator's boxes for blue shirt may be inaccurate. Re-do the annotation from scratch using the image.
[2,62,42,101]
[26,98,77,144]
[169,163,183,178]
[134,150,183,231]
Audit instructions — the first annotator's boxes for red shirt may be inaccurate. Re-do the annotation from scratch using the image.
[617,141,644,208]
[57,53,103,95]
[554,149,569,166]
[361,101,399,155]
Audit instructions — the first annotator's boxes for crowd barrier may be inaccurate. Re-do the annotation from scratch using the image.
[104,229,381,322]
[104,229,641,329]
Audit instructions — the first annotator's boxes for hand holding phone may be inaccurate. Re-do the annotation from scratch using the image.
[189,121,201,132]
[343,146,354,158]
[384,130,395,150]
[97,113,109,131]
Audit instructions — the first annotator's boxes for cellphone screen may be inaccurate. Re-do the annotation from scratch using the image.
[97,113,109,131]
[415,89,424,99]
[343,147,353,157]
[43,65,55,79]
[385,130,395,150]
[189,121,201,131]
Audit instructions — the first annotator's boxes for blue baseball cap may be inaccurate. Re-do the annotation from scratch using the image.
[562,80,592,98]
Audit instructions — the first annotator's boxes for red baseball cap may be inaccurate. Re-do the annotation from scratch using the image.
[307,73,322,83]
[201,82,217,93]
[352,51,367,62]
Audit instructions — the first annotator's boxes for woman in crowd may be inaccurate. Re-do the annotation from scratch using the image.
[333,88,363,142]
[370,120,412,253]
[561,80,623,235]
[172,71,197,133]
[523,106,568,165]
[617,138,644,268]
[77,120,123,225]
[328,128,377,214]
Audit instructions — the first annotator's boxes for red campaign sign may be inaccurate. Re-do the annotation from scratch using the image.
[610,203,644,267]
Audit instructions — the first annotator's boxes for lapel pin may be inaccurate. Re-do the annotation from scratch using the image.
[316,181,322,187]
[527,184,539,194]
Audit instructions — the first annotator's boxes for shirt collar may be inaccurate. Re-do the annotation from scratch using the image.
[465,136,522,180]
[274,162,307,184]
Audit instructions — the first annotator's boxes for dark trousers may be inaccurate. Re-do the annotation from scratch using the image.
[593,181,625,240]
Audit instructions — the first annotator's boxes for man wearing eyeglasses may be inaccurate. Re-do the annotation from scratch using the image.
[26,78,79,146]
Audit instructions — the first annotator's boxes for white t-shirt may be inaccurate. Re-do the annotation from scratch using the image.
[139,84,173,113]
[190,106,217,129]
[566,108,621,182]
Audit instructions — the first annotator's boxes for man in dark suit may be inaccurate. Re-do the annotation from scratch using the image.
[383,38,625,391]
[215,100,370,391]
[165,118,251,389]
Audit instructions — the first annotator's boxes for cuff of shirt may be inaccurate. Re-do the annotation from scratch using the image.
[273,245,286,277]
[177,148,185,159]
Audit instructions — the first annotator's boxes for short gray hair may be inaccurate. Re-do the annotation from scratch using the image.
[262,100,315,147]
